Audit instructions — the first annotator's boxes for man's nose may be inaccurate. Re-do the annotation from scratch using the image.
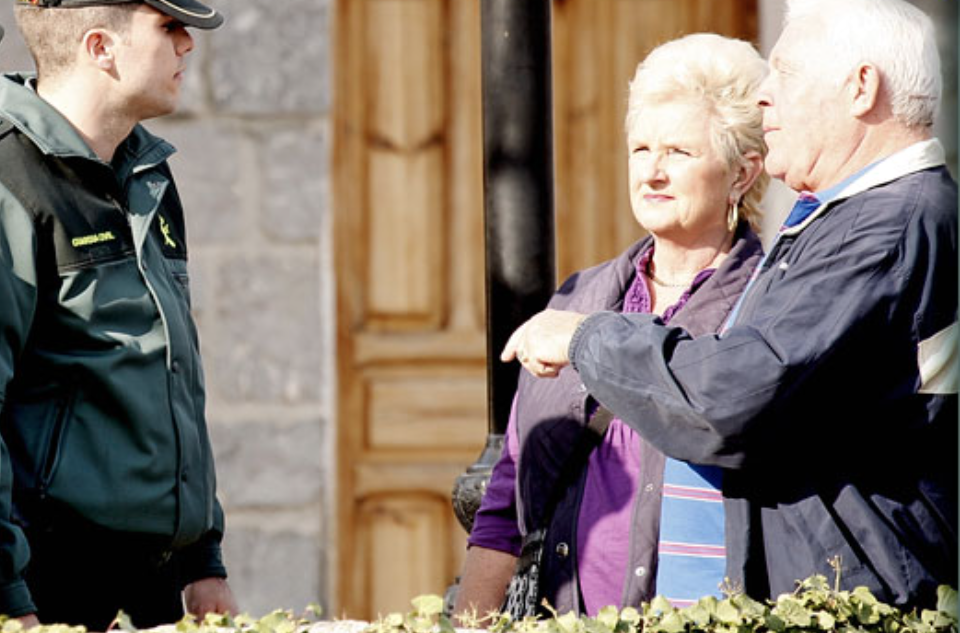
[756,77,772,108]
[178,28,195,55]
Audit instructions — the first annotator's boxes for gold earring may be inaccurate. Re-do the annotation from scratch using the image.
[727,199,739,232]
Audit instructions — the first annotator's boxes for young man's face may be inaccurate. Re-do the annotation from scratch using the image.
[112,4,194,121]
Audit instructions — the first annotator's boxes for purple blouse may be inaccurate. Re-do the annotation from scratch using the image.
[468,246,715,614]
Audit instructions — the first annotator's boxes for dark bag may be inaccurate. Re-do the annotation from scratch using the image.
[502,527,546,619]
[501,405,614,619]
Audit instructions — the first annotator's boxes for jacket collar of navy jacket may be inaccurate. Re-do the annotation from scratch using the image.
[781,139,947,237]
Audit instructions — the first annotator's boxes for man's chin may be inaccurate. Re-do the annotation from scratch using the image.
[762,159,789,187]
[143,100,180,121]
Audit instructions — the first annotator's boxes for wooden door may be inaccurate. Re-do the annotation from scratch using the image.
[333,0,756,619]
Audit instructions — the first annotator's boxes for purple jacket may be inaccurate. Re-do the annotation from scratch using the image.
[506,227,763,614]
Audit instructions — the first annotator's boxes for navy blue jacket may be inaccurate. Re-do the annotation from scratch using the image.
[570,140,958,609]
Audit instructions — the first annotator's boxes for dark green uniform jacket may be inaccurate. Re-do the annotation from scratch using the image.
[0,73,226,616]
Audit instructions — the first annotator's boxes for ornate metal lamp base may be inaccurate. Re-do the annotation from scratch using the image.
[451,433,505,534]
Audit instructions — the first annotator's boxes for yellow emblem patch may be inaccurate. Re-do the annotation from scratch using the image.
[159,215,177,249]
[71,231,116,248]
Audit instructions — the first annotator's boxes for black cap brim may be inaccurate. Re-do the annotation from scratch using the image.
[143,0,223,29]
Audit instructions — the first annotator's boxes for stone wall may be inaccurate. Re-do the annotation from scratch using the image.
[0,0,336,618]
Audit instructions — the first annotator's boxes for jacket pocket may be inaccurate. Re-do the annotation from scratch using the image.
[172,271,192,306]
[38,386,77,496]
[164,254,194,310]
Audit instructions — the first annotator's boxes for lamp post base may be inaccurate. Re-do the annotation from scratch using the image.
[451,433,505,534]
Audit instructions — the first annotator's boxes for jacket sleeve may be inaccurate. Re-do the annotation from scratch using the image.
[0,190,39,616]
[177,499,228,585]
[568,192,949,470]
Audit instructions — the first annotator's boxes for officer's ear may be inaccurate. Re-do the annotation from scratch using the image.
[82,28,117,73]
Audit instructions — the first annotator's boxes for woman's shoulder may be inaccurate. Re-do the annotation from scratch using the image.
[549,237,652,311]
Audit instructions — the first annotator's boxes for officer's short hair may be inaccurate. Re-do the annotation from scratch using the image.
[14,2,139,83]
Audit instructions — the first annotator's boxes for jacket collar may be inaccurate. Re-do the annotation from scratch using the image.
[780,139,947,236]
[0,72,175,174]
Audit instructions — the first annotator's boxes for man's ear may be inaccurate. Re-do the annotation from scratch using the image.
[82,29,116,71]
[848,62,881,118]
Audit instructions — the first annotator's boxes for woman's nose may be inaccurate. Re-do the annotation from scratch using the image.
[637,153,666,182]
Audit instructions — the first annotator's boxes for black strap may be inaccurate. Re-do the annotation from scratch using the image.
[535,403,614,532]
[587,404,615,437]
[507,403,615,619]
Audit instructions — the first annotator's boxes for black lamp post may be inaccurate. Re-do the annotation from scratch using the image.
[451,0,555,535]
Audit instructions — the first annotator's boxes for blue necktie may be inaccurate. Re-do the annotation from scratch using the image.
[654,459,726,606]
[782,192,821,229]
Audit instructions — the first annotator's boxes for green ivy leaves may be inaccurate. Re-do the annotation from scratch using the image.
[446,576,956,633]
[0,576,952,633]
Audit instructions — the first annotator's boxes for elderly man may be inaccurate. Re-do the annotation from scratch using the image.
[503,0,957,609]
[0,0,236,628]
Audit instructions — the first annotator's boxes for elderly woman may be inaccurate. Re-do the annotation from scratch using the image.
[453,33,769,619]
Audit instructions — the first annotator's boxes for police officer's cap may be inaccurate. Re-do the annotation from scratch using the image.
[16,0,223,30]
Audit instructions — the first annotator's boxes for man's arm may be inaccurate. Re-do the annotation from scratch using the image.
[0,191,41,619]
[511,196,941,469]
[177,493,236,616]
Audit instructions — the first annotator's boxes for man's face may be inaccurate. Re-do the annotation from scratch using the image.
[757,24,853,193]
[112,5,195,121]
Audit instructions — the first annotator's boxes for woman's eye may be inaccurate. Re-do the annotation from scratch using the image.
[668,148,690,157]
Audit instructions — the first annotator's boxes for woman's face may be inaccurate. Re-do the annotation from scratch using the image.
[627,100,736,242]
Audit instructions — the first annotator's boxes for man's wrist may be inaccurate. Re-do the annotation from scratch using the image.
[0,579,36,619]
[567,312,599,372]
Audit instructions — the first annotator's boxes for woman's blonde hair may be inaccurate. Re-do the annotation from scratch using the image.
[625,33,769,233]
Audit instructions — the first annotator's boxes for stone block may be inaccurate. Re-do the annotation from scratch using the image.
[184,251,213,326]
[0,6,36,75]
[261,126,329,242]
[148,119,247,245]
[222,527,324,617]
[210,418,324,508]
[206,0,331,115]
[206,252,323,403]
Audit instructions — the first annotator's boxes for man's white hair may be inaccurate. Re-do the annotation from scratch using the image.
[785,0,941,129]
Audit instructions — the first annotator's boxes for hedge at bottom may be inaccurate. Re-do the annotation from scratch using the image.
[0,574,955,633]
[396,575,958,633]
